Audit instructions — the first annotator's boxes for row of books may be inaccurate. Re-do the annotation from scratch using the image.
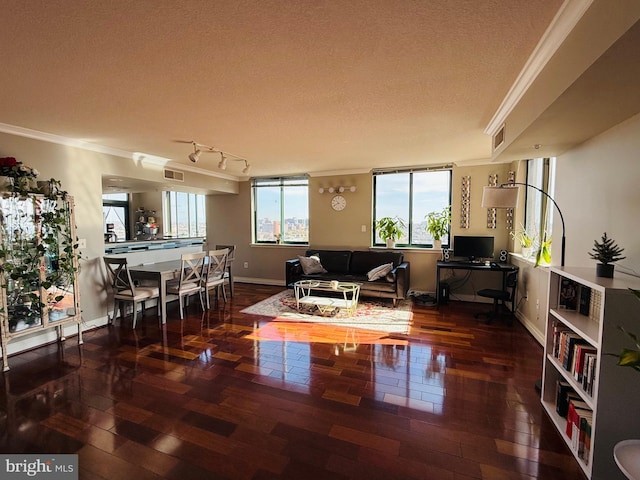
[551,324,597,395]
[556,381,593,464]
[557,278,602,321]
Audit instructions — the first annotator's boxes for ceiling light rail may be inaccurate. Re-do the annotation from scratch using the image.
[188,141,250,174]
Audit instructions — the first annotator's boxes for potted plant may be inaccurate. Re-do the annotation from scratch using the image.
[611,289,640,371]
[510,224,537,258]
[0,159,79,330]
[425,206,451,249]
[589,232,625,278]
[535,232,552,267]
[375,216,406,248]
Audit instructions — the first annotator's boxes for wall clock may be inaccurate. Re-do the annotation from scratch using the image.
[331,195,347,211]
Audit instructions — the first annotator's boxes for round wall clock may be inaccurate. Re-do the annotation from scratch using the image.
[331,195,347,211]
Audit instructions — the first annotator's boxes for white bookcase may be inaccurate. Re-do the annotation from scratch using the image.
[541,266,640,479]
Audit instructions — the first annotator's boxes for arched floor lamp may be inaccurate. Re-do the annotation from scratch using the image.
[482,182,566,393]
[481,183,565,267]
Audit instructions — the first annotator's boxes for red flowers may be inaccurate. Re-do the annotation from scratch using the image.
[0,157,18,167]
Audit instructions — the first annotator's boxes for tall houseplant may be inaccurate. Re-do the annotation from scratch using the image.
[425,206,451,249]
[375,216,405,248]
[589,232,625,278]
[0,159,79,330]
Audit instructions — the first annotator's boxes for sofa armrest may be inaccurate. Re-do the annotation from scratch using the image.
[393,262,410,299]
[285,258,303,287]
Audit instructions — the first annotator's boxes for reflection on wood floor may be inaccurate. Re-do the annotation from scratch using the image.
[0,283,585,479]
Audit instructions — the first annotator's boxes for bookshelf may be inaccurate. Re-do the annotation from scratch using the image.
[541,267,640,479]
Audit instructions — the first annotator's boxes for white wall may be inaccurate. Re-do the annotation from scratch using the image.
[515,112,640,343]
[557,112,640,272]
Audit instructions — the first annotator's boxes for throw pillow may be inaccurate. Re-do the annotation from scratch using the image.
[298,255,327,274]
[367,262,394,281]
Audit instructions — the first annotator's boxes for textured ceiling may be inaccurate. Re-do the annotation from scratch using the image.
[0,0,563,178]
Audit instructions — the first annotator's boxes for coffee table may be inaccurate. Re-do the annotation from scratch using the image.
[293,280,361,316]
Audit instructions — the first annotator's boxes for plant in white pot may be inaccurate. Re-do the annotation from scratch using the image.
[510,224,537,258]
[425,206,451,249]
[589,232,625,278]
[375,216,405,248]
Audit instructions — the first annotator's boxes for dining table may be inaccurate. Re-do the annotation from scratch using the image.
[128,259,182,324]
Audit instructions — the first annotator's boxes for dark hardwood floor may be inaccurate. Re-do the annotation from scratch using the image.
[0,284,586,479]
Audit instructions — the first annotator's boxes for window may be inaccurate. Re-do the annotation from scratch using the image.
[252,176,309,244]
[163,191,206,238]
[102,193,129,241]
[373,168,452,247]
[525,157,556,242]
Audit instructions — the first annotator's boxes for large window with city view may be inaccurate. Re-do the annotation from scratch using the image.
[252,176,309,244]
[373,168,452,247]
[163,191,206,238]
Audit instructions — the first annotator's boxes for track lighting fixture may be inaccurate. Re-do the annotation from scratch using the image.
[189,148,201,163]
[185,140,251,174]
[218,153,227,170]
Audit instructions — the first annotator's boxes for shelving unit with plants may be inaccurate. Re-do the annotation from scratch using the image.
[541,266,640,479]
[0,157,82,371]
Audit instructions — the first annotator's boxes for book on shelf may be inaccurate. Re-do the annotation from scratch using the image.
[583,353,597,395]
[552,323,571,359]
[589,289,602,321]
[566,399,591,440]
[559,278,579,310]
[556,380,579,417]
[562,332,588,371]
[573,344,597,383]
[578,286,591,316]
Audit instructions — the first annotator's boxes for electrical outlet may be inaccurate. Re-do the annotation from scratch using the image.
[78,238,87,249]
[536,299,540,310]
[523,291,528,300]
[361,224,366,233]
[243,261,249,269]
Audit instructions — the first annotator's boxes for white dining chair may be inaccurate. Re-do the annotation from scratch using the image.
[166,252,206,319]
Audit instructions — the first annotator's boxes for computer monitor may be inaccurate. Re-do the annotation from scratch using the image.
[453,235,494,261]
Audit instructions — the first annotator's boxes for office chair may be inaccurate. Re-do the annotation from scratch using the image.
[474,270,518,324]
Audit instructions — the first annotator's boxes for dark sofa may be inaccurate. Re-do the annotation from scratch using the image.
[285,249,410,306]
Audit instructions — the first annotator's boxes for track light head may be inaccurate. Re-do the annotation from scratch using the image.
[188,149,201,163]
[218,153,227,170]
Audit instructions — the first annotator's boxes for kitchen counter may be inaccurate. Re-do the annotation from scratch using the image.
[104,237,204,255]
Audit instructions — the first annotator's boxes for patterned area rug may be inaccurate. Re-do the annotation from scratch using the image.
[240,290,412,334]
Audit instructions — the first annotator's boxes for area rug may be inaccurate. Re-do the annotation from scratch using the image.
[240,290,412,334]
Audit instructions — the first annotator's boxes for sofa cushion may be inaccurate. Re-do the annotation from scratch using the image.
[298,255,327,274]
[306,250,352,274]
[350,251,403,275]
[367,263,394,281]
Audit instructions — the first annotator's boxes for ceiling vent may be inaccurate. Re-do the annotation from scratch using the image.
[163,169,184,182]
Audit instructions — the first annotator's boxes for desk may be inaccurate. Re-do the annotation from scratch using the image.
[436,261,519,311]
[128,260,182,324]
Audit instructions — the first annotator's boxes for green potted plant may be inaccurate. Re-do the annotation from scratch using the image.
[612,289,640,371]
[425,205,451,249]
[535,232,552,267]
[589,232,625,278]
[375,216,406,248]
[510,224,537,258]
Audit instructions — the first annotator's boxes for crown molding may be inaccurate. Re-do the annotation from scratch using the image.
[0,122,134,158]
[0,122,242,181]
[484,0,593,136]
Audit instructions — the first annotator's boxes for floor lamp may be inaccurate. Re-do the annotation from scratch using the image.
[482,182,566,393]
[481,182,565,267]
